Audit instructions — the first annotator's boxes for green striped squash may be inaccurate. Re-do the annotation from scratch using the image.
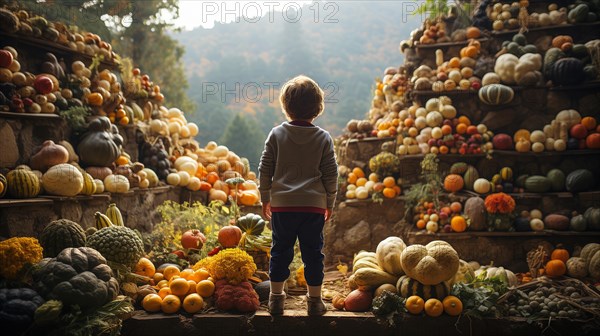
[396,275,450,300]
[80,172,97,196]
[0,173,6,198]
[450,162,469,175]
[39,219,87,258]
[491,174,503,186]
[500,167,513,182]
[106,203,124,226]
[95,211,113,229]
[478,84,514,105]
[6,168,41,198]
[463,166,480,191]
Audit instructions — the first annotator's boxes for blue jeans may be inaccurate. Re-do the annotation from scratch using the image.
[269,212,325,286]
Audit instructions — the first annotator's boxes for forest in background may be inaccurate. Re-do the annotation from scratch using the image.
[175,1,422,169]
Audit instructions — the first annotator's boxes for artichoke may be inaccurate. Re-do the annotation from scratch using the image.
[369,152,401,177]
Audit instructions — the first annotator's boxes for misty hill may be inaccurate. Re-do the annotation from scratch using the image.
[172,2,422,168]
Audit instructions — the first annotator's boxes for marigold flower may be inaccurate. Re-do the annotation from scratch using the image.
[484,192,516,214]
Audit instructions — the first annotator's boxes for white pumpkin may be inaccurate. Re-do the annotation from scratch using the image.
[426,111,443,127]
[166,173,181,186]
[475,266,518,287]
[93,179,104,193]
[440,105,457,119]
[42,163,84,197]
[473,178,491,194]
[566,257,588,279]
[555,109,582,129]
[375,237,406,276]
[400,240,459,285]
[103,174,130,193]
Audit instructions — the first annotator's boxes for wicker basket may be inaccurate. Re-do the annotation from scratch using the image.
[247,249,270,271]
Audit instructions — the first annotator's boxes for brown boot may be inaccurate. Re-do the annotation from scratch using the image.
[307,295,327,316]
[268,292,286,316]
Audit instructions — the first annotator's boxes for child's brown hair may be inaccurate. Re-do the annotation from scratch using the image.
[279,75,324,120]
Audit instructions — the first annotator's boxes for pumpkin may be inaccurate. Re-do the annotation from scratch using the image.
[515,139,531,152]
[566,257,588,279]
[0,173,6,198]
[86,226,145,268]
[494,54,519,84]
[77,117,123,167]
[524,175,552,193]
[546,169,565,192]
[400,240,459,285]
[566,169,595,192]
[424,298,444,317]
[552,57,585,86]
[589,251,600,281]
[6,168,41,198]
[374,283,398,298]
[442,296,463,316]
[41,163,83,197]
[570,214,587,232]
[39,219,87,258]
[444,174,464,193]
[478,84,514,105]
[218,225,242,248]
[551,247,570,263]
[492,134,514,150]
[473,178,491,194]
[343,289,373,312]
[463,166,479,191]
[103,174,130,193]
[332,294,345,310]
[0,287,45,334]
[235,213,266,236]
[181,229,207,249]
[555,109,582,129]
[464,197,486,231]
[481,72,501,86]
[375,236,406,276]
[134,257,156,277]
[450,162,469,175]
[584,207,600,230]
[396,275,450,300]
[405,295,424,314]
[450,259,475,285]
[474,266,518,286]
[29,140,69,172]
[85,166,113,180]
[94,179,104,193]
[513,129,531,142]
[545,259,566,277]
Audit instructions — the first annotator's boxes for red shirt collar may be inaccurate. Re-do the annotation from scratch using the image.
[289,120,314,127]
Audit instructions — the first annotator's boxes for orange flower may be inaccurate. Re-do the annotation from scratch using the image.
[484,193,515,214]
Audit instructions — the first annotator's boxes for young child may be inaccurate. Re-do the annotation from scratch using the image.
[258,75,338,316]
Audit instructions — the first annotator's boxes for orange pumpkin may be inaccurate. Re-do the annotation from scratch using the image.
[545,259,566,277]
[87,92,104,106]
[448,57,460,69]
[424,298,444,317]
[550,248,569,263]
[444,174,464,193]
[332,294,346,310]
[442,295,463,316]
[405,295,424,315]
[466,27,481,39]
[462,46,479,58]
[135,257,156,277]
[218,225,242,248]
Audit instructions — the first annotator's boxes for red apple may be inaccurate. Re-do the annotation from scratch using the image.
[218,225,243,248]
[34,75,53,94]
[181,229,207,249]
[0,50,13,68]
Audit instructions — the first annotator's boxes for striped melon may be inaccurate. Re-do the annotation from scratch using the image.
[79,172,97,195]
[353,267,398,287]
[478,84,514,105]
[463,166,479,191]
[39,219,86,258]
[0,173,6,198]
[500,167,513,182]
[450,162,469,175]
[6,168,41,198]
[396,275,450,300]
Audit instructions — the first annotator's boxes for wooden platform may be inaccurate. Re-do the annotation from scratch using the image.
[121,309,600,336]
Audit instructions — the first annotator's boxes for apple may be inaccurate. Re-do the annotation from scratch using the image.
[34,75,53,94]
[443,224,452,233]
[0,50,13,68]
[181,229,207,249]
[530,218,544,231]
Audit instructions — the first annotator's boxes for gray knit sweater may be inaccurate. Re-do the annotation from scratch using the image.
[258,122,338,209]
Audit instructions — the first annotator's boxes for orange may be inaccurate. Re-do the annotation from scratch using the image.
[196,280,216,298]
[424,298,444,317]
[189,269,210,283]
[439,145,449,154]
[163,265,180,281]
[206,172,219,185]
[169,277,191,296]
[347,172,357,184]
[448,57,460,69]
[450,216,467,232]
[183,293,204,314]
[441,124,452,135]
[382,187,396,198]
[186,280,197,295]
[382,176,396,188]
[158,287,172,299]
[142,294,163,312]
[455,123,467,134]
[416,219,426,230]
[168,275,181,285]
[458,116,471,126]
[450,202,462,213]
[135,257,156,277]
[355,177,368,187]
[156,280,169,289]
[116,108,126,119]
[404,118,414,128]
[179,268,194,280]
[442,296,463,316]
[153,272,164,283]
[405,295,424,315]
[352,167,365,178]
[118,116,130,125]
[161,294,181,314]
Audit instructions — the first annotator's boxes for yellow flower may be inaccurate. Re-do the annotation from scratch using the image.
[0,237,43,280]
[193,248,256,284]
